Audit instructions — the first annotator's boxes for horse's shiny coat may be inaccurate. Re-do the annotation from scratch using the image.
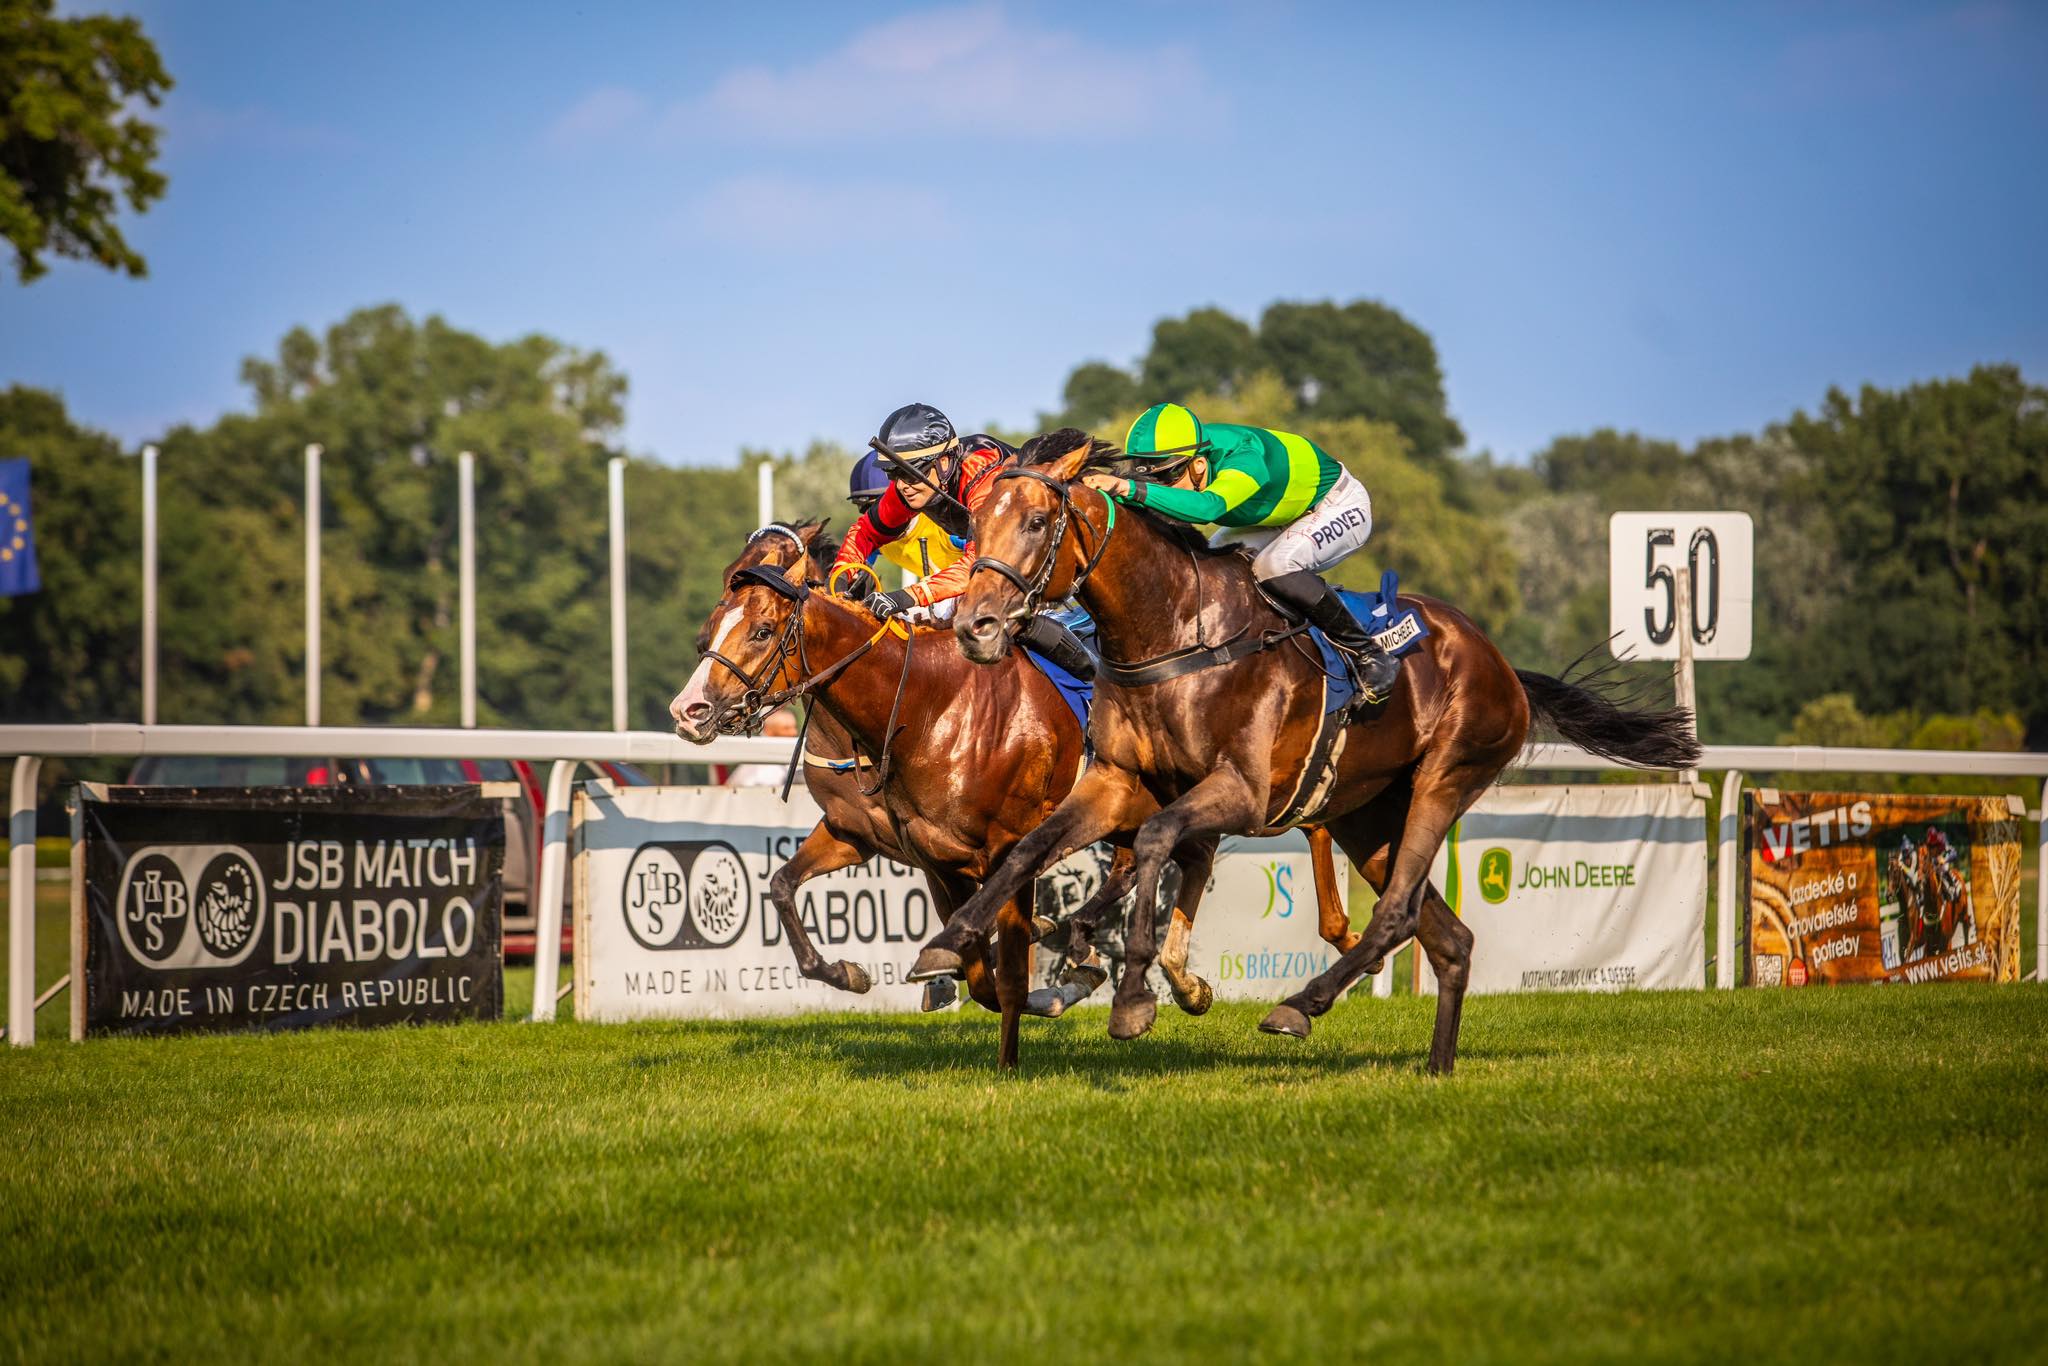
[938,433,1695,1072]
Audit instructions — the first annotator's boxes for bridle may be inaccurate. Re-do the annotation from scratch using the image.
[697,542,917,796]
[966,467,1115,621]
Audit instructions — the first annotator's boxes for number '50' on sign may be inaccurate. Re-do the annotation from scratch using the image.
[1607,512,1754,662]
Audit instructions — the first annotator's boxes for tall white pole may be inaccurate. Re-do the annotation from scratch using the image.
[140,445,158,726]
[609,457,627,733]
[757,461,774,528]
[305,443,322,727]
[1674,565,1698,785]
[459,451,476,729]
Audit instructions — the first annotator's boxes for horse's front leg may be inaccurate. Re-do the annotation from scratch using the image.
[909,764,1154,983]
[1110,768,1262,1040]
[769,821,878,993]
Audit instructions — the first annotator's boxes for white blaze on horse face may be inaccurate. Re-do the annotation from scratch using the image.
[671,606,743,724]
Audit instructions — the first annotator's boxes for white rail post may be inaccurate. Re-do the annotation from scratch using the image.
[305,443,322,727]
[2038,778,2047,983]
[1673,568,1699,786]
[8,756,44,1047]
[1716,770,1744,989]
[757,460,774,528]
[530,759,576,1021]
[609,458,627,733]
[141,445,158,725]
[459,451,477,729]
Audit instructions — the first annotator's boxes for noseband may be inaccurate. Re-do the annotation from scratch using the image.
[967,467,1114,619]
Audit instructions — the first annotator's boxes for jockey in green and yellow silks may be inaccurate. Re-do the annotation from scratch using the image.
[1084,402,1399,702]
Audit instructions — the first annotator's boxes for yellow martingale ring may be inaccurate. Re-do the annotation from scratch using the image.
[826,562,874,597]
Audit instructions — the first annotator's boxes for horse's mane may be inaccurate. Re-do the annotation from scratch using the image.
[1018,427,1247,562]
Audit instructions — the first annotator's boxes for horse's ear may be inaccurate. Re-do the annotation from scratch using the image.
[1048,437,1096,482]
[801,518,832,543]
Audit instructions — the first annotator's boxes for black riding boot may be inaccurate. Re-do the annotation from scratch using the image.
[1017,615,1098,681]
[1264,570,1400,704]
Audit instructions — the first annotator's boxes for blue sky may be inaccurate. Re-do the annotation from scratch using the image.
[5,1,2045,466]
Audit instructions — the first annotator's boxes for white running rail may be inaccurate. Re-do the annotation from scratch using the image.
[6,727,2045,1045]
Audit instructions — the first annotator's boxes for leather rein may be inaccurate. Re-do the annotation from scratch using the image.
[968,468,1312,687]
[699,527,914,796]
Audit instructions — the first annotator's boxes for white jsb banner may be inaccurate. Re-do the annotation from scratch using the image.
[573,784,1341,1023]
[1419,784,1707,995]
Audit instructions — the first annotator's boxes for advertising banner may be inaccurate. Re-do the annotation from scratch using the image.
[73,785,504,1038]
[1419,784,1707,995]
[1031,829,1342,1003]
[573,785,1342,1022]
[1744,790,2022,986]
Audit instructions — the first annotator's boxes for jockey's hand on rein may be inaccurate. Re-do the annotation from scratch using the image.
[867,589,916,621]
[839,566,880,600]
[1080,473,1129,497]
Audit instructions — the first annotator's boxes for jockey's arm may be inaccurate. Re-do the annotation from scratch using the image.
[1120,459,1263,525]
[833,483,915,580]
[899,444,1009,606]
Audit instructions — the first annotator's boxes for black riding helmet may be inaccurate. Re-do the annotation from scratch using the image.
[871,403,959,484]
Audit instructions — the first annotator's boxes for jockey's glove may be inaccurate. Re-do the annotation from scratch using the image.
[868,589,916,621]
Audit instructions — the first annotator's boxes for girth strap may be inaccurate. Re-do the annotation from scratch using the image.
[1097,623,1310,688]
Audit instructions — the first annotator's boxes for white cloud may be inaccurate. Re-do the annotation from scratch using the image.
[544,86,653,149]
[688,174,950,248]
[547,3,1209,149]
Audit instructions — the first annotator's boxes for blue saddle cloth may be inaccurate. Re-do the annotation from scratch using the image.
[1018,608,1095,734]
[1309,570,1430,714]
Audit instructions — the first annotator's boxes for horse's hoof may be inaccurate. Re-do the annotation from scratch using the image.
[1259,1004,1312,1039]
[835,961,873,994]
[1023,987,1066,1018]
[1030,915,1058,943]
[1365,956,1385,976]
[1060,949,1109,995]
[920,977,958,1013]
[1108,995,1157,1040]
[1171,976,1214,1016]
[908,946,962,983]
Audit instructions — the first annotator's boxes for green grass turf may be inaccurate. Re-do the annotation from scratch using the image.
[1,984,2043,1364]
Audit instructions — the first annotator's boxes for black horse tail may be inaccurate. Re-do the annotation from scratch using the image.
[1515,648,1702,770]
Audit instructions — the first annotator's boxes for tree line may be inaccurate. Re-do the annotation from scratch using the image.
[3,300,2043,753]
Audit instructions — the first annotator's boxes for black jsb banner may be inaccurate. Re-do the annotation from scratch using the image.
[74,785,504,1038]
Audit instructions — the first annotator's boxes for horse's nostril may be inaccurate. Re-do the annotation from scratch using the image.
[970,615,999,637]
[684,701,710,719]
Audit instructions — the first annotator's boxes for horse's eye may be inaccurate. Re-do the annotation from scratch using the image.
[1027,513,1049,532]
[751,623,774,642]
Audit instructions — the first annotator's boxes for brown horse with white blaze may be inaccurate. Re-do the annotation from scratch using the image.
[671,522,1120,1068]
[924,429,1700,1074]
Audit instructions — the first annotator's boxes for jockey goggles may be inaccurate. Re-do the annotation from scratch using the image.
[870,434,960,482]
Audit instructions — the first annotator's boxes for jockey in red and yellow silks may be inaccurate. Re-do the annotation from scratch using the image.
[835,403,1096,680]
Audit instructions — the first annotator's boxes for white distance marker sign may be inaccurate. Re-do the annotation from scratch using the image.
[1608,511,1753,661]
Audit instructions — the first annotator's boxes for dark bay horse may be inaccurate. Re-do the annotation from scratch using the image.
[671,522,1115,1068]
[925,430,1699,1074]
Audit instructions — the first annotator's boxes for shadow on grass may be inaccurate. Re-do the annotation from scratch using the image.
[624,1013,1552,1081]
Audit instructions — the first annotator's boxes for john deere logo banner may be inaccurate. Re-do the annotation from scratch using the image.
[74,785,503,1038]
[1422,784,1707,995]
[1744,790,2020,986]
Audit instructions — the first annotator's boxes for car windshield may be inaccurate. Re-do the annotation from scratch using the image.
[134,757,320,786]
[359,758,520,785]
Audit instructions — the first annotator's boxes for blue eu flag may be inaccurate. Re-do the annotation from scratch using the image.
[0,458,42,597]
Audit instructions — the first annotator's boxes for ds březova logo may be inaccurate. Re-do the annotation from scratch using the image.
[1479,848,1513,904]
[623,841,751,950]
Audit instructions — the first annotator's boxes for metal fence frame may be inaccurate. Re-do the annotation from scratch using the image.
[7,725,2046,1046]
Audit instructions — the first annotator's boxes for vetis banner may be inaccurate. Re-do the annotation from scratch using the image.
[1419,784,1706,995]
[74,786,503,1039]
[1744,791,2021,986]
[573,786,1340,1022]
